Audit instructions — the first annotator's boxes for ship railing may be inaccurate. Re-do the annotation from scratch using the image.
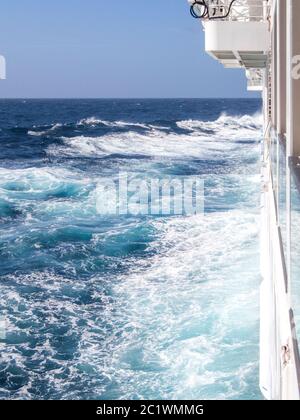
[246,69,263,89]
[265,128,300,399]
[193,0,268,22]
[270,129,300,373]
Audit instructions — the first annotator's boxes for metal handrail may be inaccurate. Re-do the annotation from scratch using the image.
[246,69,263,87]
[227,0,266,22]
[191,0,268,22]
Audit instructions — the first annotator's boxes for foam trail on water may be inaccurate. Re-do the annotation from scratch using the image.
[0,101,263,400]
[77,210,260,399]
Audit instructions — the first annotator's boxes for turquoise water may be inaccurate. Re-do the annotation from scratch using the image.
[0,99,262,400]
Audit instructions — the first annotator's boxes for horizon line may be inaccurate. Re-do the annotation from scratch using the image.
[0,97,261,100]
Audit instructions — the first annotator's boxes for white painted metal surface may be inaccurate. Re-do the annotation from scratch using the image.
[203,20,269,68]
[260,135,300,400]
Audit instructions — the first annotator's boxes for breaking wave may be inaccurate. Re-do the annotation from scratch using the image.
[177,113,263,135]
[28,123,64,137]
[47,113,262,159]
[78,117,150,130]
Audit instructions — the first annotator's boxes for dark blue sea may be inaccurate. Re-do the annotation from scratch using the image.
[0,98,262,400]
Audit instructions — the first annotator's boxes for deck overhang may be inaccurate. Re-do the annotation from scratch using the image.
[203,21,270,69]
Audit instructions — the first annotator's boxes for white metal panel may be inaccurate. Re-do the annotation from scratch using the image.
[204,21,270,52]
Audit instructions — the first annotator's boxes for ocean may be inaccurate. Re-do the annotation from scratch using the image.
[0,98,262,400]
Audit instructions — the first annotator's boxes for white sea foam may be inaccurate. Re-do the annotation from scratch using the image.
[0,209,259,399]
[78,117,149,129]
[0,112,262,400]
[0,166,86,192]
[47,131,208,159]
[28,123,63,137]
[75,208,260,399]
[47,113,262,159]
[177,113,263,138]
[47,130,244,159]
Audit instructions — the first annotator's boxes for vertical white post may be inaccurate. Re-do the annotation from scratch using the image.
[286,0,293,300]
[272,7,277,129]
[287,0,300,156]
[277,0,286,135]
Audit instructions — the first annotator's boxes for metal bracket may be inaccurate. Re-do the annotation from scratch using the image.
[281,344,291,367]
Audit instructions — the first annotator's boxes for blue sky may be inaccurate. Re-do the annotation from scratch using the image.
[0,0,258,98]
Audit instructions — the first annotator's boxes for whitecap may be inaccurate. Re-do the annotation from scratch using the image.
[48,113,262,160]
